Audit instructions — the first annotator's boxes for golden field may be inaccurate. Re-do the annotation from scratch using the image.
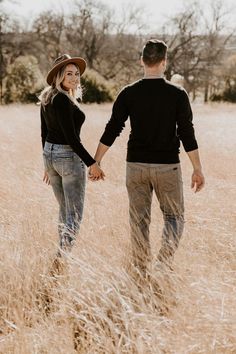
[0,102,235,353]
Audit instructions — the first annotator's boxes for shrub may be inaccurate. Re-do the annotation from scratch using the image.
[4,55,44,104]
[222,85,236,103]
[210,93,223,102]
[210,82,236,103]
[81,69,114,104]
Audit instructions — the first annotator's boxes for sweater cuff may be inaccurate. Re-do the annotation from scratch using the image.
[85,157,96,167]
[183,140,198,152]
[100,136,114,147]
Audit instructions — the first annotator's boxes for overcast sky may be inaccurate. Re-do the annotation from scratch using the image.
[2,0,236,32]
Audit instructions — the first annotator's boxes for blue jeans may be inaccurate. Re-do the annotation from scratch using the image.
[126,162,184,270]
[43,142,86,253]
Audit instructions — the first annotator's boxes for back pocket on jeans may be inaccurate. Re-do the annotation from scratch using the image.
[54,156,74,176]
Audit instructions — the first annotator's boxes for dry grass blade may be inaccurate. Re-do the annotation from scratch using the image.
[0,102,235,353]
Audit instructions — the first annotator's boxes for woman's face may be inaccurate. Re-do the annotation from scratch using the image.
[62,63,80,91]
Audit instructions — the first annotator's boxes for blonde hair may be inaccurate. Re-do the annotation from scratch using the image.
[39,63,82,108]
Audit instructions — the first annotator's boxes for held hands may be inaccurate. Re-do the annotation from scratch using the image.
[88,162,105,181]
[43,163,105,184]
[191,169,205,193]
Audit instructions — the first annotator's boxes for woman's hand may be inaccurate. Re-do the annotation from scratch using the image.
[88,162,105,181]
[43,171,50,185]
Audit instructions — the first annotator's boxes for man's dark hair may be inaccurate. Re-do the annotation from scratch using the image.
[142,39,168,66]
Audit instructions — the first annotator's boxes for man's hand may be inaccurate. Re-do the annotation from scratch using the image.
[88,162,105,181]
[186,150,205,193]
[191,169,205,193]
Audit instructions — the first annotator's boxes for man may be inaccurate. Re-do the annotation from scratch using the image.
[90,39,205,273]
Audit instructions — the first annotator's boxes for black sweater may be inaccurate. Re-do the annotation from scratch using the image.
[41,92,95,167]
[100,78,198,164]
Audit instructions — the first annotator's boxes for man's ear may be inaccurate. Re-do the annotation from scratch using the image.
[162,59,167,69]
[140,56,144,66]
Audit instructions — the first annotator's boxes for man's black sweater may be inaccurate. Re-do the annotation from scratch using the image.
[100,78,198,164]
[41,92,95,167]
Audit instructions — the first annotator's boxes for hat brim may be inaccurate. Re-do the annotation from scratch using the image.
[46,57,86,85]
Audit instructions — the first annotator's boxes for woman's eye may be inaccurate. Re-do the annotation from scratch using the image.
[65,72,79,78]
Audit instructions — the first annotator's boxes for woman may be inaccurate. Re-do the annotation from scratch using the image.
[39,54,104,255]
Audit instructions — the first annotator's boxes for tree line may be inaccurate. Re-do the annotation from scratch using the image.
[0,0,236,104]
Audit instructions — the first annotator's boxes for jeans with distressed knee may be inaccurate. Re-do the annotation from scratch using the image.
[43,142,86,253]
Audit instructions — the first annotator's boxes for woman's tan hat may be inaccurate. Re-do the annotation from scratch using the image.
[46,54,87,85]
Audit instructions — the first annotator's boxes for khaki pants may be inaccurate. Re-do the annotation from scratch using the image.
[126,162,184,271]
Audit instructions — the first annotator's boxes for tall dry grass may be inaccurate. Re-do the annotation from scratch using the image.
[0,102,235,353]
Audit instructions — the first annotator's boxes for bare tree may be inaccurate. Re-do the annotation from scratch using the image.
[160,3,203,97]
[0,12,23,104]
[94,3,147,87]
[2,0,235,103]
[64,0,147,87]
[65,0,111,68]
[199,0,234,102]
[32,12,65,61]
[159,0,234,101]
[0,15,4,103]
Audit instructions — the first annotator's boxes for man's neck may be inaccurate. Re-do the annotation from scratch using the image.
[143,60,166,79]
[143,69,164,79]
